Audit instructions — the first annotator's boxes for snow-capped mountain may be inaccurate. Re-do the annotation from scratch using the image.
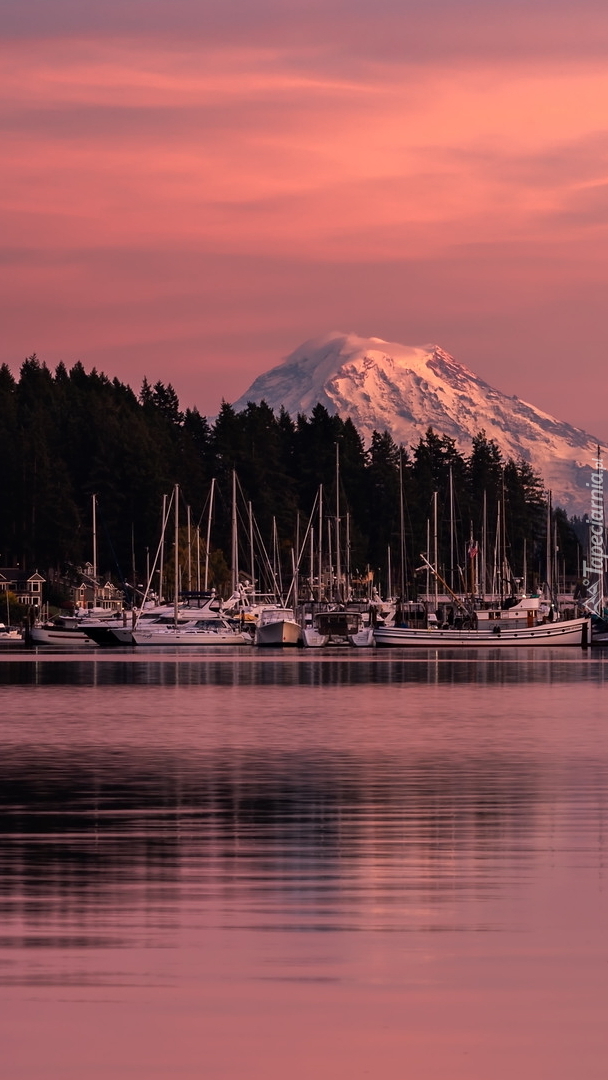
[232,331,603,515]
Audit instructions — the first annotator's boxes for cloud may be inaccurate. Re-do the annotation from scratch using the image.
[3,0,608,67]
[2,11,608,435]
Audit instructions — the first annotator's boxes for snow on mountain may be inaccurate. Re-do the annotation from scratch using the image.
[232,331,603,515]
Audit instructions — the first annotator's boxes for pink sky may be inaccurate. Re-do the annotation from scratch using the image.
[2,0,608,438]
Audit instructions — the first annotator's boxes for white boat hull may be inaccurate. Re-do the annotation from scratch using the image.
[256,620,302,646]
[349,627,375,647]
[29,627,98,647]
[85,625,135,646]
[374,617,591,648]
[302,628,330,648]
[131,627,252,646]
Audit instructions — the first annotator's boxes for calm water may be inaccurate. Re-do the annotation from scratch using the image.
[1,648,607,1079]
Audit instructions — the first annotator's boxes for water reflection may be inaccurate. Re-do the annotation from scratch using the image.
[1,655,607,1079]
[1,740,606,957]
[0,649,606,689]
[0,655,607,983]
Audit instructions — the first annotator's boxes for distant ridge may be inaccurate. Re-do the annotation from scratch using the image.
[233,331,603,514]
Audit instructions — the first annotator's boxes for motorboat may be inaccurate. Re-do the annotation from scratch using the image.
[29,614,101,647]
[0,622,23,646]
[255,607,302,646]
[131,614,252,646]
[302,608,364,648]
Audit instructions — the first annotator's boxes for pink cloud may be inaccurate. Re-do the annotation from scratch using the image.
[1,23,608,438]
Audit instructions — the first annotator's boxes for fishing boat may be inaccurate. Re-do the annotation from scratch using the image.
[255,606,303,646]
[374,543,591,647]
[374,600,590,648]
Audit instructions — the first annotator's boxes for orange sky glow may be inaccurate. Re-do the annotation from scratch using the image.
[2,1,608,436]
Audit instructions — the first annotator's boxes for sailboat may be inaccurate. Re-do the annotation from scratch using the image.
[29,495,118,647]
[130,483,251,647]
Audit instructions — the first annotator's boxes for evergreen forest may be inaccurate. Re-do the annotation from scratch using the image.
[0,356,584,601]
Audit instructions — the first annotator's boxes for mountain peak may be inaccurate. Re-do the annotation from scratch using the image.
[232,331,602,513]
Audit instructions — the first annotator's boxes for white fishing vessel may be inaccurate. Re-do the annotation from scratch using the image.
[255,607,302,646]
[374,601,590,648]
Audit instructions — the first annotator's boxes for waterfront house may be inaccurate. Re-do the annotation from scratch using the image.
[0,568,46,607]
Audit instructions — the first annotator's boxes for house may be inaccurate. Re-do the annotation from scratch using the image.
[70,566,123,611]
[0,568,46,607]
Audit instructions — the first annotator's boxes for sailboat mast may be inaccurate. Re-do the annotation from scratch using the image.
[327,516,333,600]
[346,512,351,599]
[318,485,323,602]
[449,466,454,592]
[495,500,501,600]
[248,501,255,604]
[425,518,430,599]
[481,489,487,599]
[335,444,341,602]
[433,490,438,611]
[159,493,167,602]
[523,536,527,595]
[501,471,508,595]
[399,449,406,599]
[294,512,300,605]
[546,490,552,597]
[187,505,192,594]
[174,483,179,627]
[92,493,97,608]
[310,525,314,600]
[231,470,238,595]
[204,478,215,592]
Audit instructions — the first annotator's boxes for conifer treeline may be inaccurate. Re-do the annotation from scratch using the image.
[0,356,580,594]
